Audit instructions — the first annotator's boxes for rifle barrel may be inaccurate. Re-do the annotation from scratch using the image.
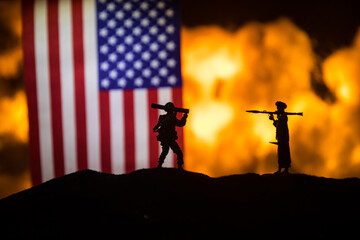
[246,110,303,116]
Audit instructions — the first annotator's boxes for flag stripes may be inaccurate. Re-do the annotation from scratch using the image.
[23,0,183,185]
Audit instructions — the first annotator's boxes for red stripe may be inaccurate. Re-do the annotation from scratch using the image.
[23,0,42,185]
[99,91,111,173]
[124,90,135,172]
[172,87,184,167]
[148,89,159,168]
[47,0,65,178]
[72,0,88,170]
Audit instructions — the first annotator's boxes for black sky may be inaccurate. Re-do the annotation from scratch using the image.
[179,0,360,58]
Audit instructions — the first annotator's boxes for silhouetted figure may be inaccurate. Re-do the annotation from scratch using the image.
[153,102,188,169]
[269,101,291,174]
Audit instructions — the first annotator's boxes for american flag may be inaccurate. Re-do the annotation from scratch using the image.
[22,0,183,185]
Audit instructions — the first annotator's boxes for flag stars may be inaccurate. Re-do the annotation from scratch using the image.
[116,10,124,19]
[142,68,151,78]
[132,10,141,19]
[159,67,168,77]
[157,17,166,26]
[150,59,159,69]
[149,10,157,18]
[125,35,133,45]
[142,51,151,61]
[108,52,117,62]
[157,2,165,9]
[134,60,143,69]
[140,2,149,10]
[118,78,127,88]
[165,9,174,17]
[167,58,176,68]
[100,45,109,54]
[100,61,109,71]
[109,69,118,79]
[149,26,158,35]
[166,41,176,51]
[125,52,134,61]
[168,75,177,85]
[101,78,110,88]
[166,25,175,34]
[116,44,125,53]
[141,18,150,27]
[99,28,108,37]
[99,11,108,20]
[116,27,125,37]
[124,19,133,28]
[151,76,160,86]
[141,35,150,44]
[133,43,142,52]
[150,42,159,52]
[133,27,141,36]
[126,69,134,78]
[107,19,117,28]
[158,50,167,60]
[158,34,167,43]
[124,2,132,11]
[117,61,126,70]
[108,36,117,45]
[107,2,116,11]
[134,77,143,87]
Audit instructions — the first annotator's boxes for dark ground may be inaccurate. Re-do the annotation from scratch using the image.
[1,168,360,239]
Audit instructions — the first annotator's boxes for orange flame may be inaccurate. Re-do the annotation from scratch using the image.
[182,19,360,178]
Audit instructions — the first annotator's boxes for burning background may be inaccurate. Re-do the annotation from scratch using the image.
[0,0,360,198]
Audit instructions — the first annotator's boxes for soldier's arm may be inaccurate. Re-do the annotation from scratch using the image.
[176,113,188,127]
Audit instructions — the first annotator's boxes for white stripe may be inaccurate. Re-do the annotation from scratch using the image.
[59,0,77,174]
[83,0,100,171]
[110,91,125,174]
[157,87,173,167]
[34,0,54,181]
[134,89,149,169]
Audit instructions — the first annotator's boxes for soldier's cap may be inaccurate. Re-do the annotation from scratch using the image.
[275,101,287,110]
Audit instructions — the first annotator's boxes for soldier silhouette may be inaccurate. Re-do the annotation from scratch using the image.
[153,102,188,169]
[269,101,291,174]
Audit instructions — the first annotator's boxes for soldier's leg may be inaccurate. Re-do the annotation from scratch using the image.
[170,141,183,169]
[158,142,170,168]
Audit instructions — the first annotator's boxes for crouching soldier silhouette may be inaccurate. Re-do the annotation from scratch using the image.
[153,102,188,169]
[269,101,291,174]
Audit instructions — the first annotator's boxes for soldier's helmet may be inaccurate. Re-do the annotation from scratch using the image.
[165,102,175,112]
[275,101,287,110]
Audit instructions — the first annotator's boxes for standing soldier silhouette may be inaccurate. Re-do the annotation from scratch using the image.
[269,101,291,174]
[153,102,188,169]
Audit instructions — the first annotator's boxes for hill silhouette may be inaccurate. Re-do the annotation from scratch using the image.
[1,168,360,238]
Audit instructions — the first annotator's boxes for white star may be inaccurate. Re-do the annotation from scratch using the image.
[109,69,118,79]
[165,9,174,17]
[100,61,109,71]
[158,50,167,59]
[132,10,141,19]
[133,43,142,52]
[125,35,133,45]
[142,68,151,78]
[134,60,143,70]
[99,28,108,37]
[99,0,107,3]
[158,34,167,43]
[150,59,159,69]
[133,27,142,36]
[101,78,110,88]
[99,11,108,20]
[149,42,159,52]
[100,45,109,54]
[166,25,175,34]
[116,27,125,37]
[141,18,150,27]
[108,36,117,45]
[166,41,176,51]
[140,2,149,10]
[116,10,124,19]
[168,75,177,85]
[167,59,176,68]
[117,61,126,70]
[116,44,125,53]
[149,10,157,18]
[151,76,160,86]
[124,19,133,28]
[124,2,132,11]
[125,52,134,61]
[134,77,143,87]
[159,67,168,77]
[141,35,150,44]
[107,2,116,11]
[118,78,127,87]
[157,2,165,9]
[142,51,151,61]
[157,17,166,26]
[126,69,134,78]
[107,19,116,28]
[108,53,117,62]
[149,26,158,35]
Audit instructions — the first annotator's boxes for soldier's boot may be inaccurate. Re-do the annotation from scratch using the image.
[176,153,184,170]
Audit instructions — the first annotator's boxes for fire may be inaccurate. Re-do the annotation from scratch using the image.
[0,91,28,143]
[182,19,360,178]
